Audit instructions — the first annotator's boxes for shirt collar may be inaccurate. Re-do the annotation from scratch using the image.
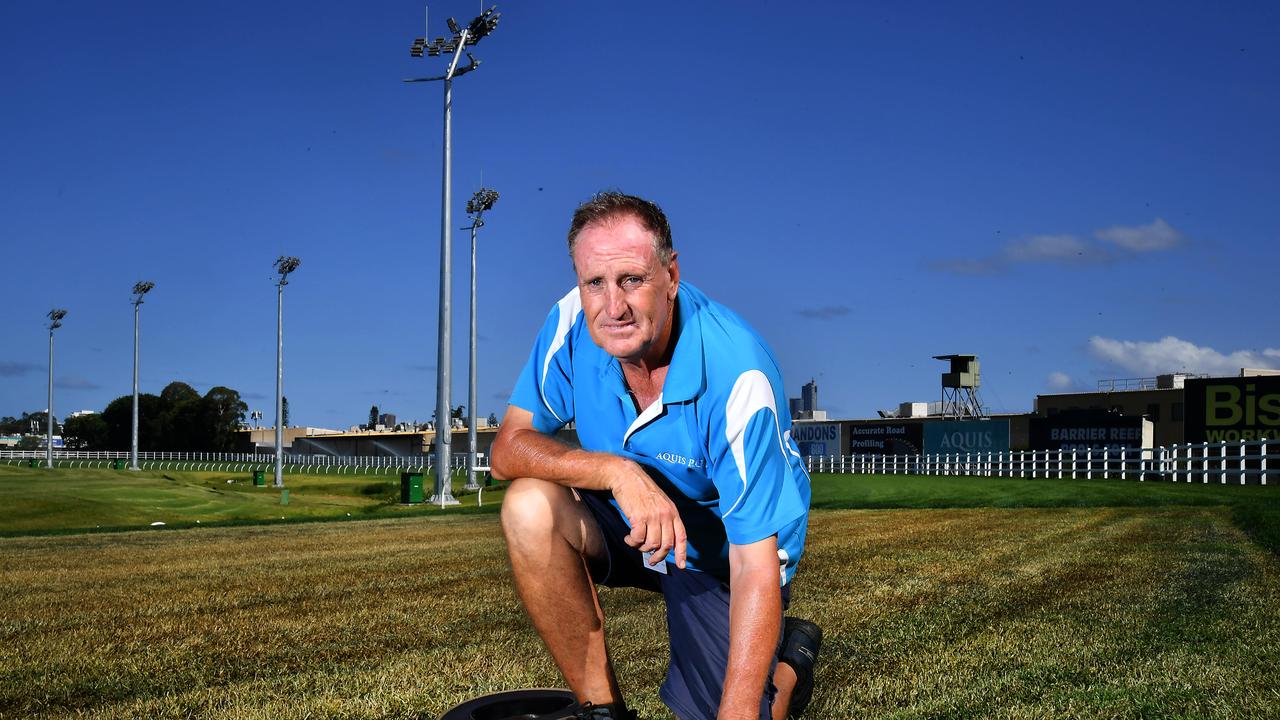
[662,284,705,403]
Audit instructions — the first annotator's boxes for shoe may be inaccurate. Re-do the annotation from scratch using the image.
[779,617,823,718]
[564,701,637,720]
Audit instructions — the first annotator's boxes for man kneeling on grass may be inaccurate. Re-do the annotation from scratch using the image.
[491,191,821,720]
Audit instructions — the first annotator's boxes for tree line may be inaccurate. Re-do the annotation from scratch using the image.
[0,382,247,452]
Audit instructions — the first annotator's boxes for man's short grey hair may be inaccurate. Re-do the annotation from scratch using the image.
[567,191,674,266]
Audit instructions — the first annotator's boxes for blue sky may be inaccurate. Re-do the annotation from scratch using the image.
[2,1,1277,429]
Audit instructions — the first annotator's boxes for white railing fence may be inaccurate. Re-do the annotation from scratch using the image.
[0,450,477,476]
[804,439,1275,485]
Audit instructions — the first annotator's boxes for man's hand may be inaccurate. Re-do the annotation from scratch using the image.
[606,455,688,570]
[492,406,687,570]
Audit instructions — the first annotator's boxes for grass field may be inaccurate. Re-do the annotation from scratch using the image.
[0,465,500,537]
[2,468,1278,719]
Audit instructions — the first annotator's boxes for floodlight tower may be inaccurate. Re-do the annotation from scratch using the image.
[273,256,301,488]
[129,281,155,471]
[463,187,499,491]
[405,4,501,505]
[46,309,67,469]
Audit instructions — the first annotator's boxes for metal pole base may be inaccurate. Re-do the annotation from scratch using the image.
[428,492,461,506]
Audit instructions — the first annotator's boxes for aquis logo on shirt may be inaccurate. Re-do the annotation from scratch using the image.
[656,451,705,469]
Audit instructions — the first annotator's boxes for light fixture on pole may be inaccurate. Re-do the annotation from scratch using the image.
[405,4,501,506]
[273,256,301,489]
[129,281,155,471]
[463,187,499,491]
[46,309,67,469]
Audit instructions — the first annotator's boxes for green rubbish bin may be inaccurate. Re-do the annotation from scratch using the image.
[111,459,127,470]
[400,472,424,504]
[253,469,266,487]
[27,459,41,468]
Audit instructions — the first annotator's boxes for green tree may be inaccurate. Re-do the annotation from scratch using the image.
[101,394,163,451]
[1,411,47,435]
[159,382,201,450]
[62,413,108,450]
[369,405,379,430]
[282,396,290,428]
[200,386,247,451]
[24,411,57,435]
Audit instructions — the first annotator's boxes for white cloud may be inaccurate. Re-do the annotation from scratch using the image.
[927,257,1002,274]
[1047,371,1074,390]
[1004,234,1101,263]
[932,218,1186,274]
[1094,218,1184,252]
[1088,336,1280,377]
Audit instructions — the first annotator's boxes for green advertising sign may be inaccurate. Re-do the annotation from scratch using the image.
[923,419,1010,454]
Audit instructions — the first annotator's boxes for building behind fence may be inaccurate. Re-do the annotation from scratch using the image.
[804,438,1275,485]
[3,438,1275,485]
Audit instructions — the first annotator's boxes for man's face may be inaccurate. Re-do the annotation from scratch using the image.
[572,213,679,366]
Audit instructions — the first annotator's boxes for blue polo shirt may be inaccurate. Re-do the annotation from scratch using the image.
[509,282,810,585]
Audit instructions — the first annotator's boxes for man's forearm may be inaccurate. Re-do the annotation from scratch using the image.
[720,543,783,719]
[490,426,616,490]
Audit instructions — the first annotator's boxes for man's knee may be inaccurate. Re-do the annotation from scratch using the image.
[500,477,568,543]
[501,478,602,560]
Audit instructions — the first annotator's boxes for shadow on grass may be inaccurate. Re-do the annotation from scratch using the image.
[1232,504,1280,556]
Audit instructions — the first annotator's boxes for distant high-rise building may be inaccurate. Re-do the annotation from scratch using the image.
[789,379,826,420]
[378,413,397,428]
[801,379,818,413]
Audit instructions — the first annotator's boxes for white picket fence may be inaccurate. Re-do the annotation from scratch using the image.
[805,439,1276,485]
[0,450,472,475]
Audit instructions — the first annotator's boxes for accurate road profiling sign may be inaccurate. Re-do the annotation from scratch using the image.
[1184,376,1280,443]
[923,419,1010,455]
[791,422,844,457]
[1029,411,1152,451]
[846,422,923,455]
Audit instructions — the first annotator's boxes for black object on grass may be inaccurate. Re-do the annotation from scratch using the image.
[439,688,577,720]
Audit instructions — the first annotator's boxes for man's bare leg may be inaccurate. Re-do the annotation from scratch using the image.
[501,477,620,706]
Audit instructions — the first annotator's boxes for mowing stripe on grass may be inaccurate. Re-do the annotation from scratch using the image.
[2,507,1277,719]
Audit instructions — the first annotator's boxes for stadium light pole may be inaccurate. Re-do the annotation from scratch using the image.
[273,256,301,488]
[405,5,500,505]
[463,187,499,491]
[46,309,67,469]
[129,281,155,471]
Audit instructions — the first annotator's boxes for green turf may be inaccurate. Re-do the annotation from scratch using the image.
[4,464,1278,555]
[2,466,1279,718]
[809,471,1277,510]
[2,508,1277,719]
[808,473,1280,555]
[0,465,505,536]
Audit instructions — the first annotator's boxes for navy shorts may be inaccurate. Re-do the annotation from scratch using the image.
[577,489,790,720]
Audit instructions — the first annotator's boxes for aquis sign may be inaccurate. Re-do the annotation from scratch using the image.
[1185,376,1280,443]
[923,419,1010,455]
